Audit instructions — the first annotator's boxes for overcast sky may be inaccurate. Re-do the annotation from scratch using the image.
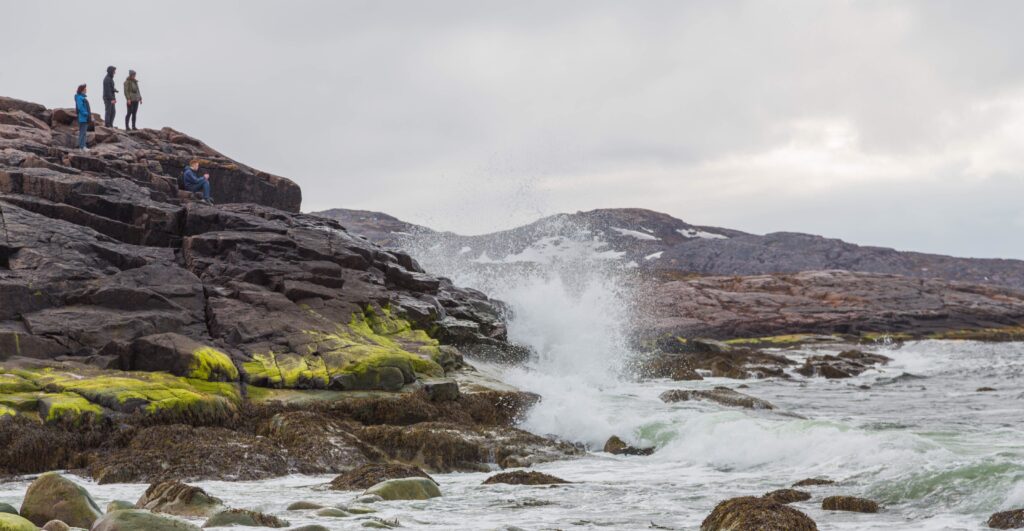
[4,1,1023,259]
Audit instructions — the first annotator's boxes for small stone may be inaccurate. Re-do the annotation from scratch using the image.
[314,507,349,518]
[363,478,441,501]
[421,379,460,401]
[988,508,1024,529]
[0,504,16,515]
[42,520,71,531]
[285,501,323,511]
[354,495,383,504]
[343,505,377,515]
[602,435,655,456]
[821,496,879,513]
[978,387,997,392]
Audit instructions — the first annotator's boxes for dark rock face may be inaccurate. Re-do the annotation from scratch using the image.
[792,478,835,488]
[989,509,1024,529]
[821,495,879,513]
[660,387,776,410]
[329,463,435,491]
[482,471,569,485]
[701,496,818,531]
[643,345,793,381]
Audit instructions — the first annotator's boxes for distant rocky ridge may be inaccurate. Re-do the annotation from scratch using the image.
[315,207,1024,291]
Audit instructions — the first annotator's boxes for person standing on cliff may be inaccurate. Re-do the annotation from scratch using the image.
[74,84,91,151]
[183,159,214,205]
[102,66,118,127]
[123,70,142,131]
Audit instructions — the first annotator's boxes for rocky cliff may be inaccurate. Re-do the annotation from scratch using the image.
[0,95,570,481]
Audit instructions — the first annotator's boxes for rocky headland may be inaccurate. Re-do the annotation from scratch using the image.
[0,95,577,487]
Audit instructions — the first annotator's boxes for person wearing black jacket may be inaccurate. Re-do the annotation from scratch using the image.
[103,66,118,127]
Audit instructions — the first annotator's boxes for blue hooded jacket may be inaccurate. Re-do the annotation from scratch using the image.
[183,166,205,189]
[74,92,91,123]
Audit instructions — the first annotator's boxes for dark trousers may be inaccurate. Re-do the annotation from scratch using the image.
[104,99,116,127]
[125,101,139,130]
[186,179,212,200]
[78,122,88,148]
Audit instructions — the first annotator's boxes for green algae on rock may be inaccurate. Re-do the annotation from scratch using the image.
[19,472,103,528]
[0,513,38,531]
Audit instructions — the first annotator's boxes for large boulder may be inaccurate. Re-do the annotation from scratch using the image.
[329,463,434,491]
[201,509,288,528]
[363,478,442,501]
[0,513,37,531]
[91,509,199,531]
[134,480,224,517]
[989,509,1024,529]
[19,472,102,528]
[701,496,817,531]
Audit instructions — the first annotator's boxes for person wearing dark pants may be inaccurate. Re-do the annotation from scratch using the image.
[183,159,214,204]
[103,65,118,127]
[123,70,141,130]
[74,84,91,151]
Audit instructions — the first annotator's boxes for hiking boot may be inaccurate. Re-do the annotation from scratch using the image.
[202,198,214,205]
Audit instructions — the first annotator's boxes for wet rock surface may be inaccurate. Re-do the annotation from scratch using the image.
[660,387,776,410]
[792,478,836,488]
[763,489,812,504]
[134,480,224,517]
[329,464,435,491]
[602,435,655,456]
[363,478,442,501]
[821,495,879,513]
[482,471,569,485]
[19,472,102,528]
[989,509,1024,529]
[797,350,892,379]
[701,496,818,531]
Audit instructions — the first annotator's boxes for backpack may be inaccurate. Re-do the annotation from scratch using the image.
[178,167,187,190]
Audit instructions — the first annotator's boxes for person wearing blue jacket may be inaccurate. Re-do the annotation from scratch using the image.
[183,159,213,204]
[74,84,91,151]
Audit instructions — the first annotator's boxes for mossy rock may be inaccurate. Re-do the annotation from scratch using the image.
[19,472,103,528]
[0,513,38,531]
[41,520,71,531]
[15,369,238,420]
[0,373,38,393]
[38,392,104,425]
[315,507,349,517]
[201,508,288,528]
[91,509,200,531]
[821,496,879,513]
[701,496,817,531]
[329,464,435,491]
[363,478,441,501]
[0,502,18,515]
[242,310,444,391]
[129,333,239,382]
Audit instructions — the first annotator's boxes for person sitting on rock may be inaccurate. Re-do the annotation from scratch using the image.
[123,70,142,131]
[183,159,214,205]
[74,84,91,151]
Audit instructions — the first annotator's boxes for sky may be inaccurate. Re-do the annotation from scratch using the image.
[3,1,1024,259]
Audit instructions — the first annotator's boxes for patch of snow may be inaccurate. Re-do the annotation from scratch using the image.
[624,261,640,268]
[644,251,664,260]
[458,246,472,255]
[611,227,660,241]
[677,228,728,240]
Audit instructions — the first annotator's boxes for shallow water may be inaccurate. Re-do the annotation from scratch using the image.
[2,340,1022,530]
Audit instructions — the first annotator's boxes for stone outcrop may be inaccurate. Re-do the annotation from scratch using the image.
[329,464,435,491]
[134,481,224,518]
[19,472,103,528]
[821,496,879,513]
[989,509,1024,529]
[602,435,655,456]
[763,489,811,504]
[796,350,892,379]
